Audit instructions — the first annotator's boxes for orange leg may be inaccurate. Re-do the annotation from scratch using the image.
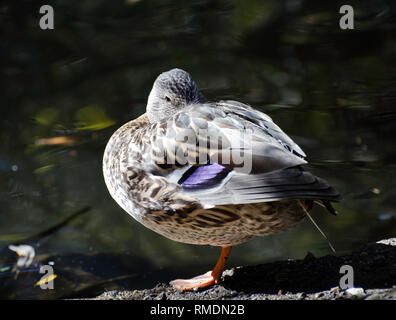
[170,246,232,291]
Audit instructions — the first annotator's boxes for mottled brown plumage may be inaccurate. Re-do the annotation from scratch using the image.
[103,68,341,290]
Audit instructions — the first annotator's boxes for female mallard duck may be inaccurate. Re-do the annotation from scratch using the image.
[103,68,341,291]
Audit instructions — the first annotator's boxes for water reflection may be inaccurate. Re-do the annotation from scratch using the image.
[1,0,396,299]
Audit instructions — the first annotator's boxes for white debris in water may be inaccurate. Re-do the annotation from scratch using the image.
[377,238,396,246]
[8,244,35,269]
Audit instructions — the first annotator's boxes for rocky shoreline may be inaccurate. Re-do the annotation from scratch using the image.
[93,238,396,300]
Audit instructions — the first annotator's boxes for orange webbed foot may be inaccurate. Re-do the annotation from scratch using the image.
[170,246,232,291]
[170,271,216,291]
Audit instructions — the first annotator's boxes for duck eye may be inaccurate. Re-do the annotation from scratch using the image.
[165,96,171,102]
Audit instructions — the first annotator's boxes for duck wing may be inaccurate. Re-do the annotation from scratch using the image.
[217,100,306,158]
[149,100,306,175]
[143,101,340,210]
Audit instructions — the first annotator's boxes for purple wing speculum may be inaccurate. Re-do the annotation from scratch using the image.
[179,163,231,191]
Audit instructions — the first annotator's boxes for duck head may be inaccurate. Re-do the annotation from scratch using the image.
[147,68,205,123]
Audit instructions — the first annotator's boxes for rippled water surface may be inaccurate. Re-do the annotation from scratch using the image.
[1,0,396,298]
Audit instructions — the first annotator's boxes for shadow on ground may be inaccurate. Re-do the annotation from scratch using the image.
[221,239,396,294]
[93,239,396,300]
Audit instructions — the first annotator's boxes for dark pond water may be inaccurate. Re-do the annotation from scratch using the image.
[1,0,396,299]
